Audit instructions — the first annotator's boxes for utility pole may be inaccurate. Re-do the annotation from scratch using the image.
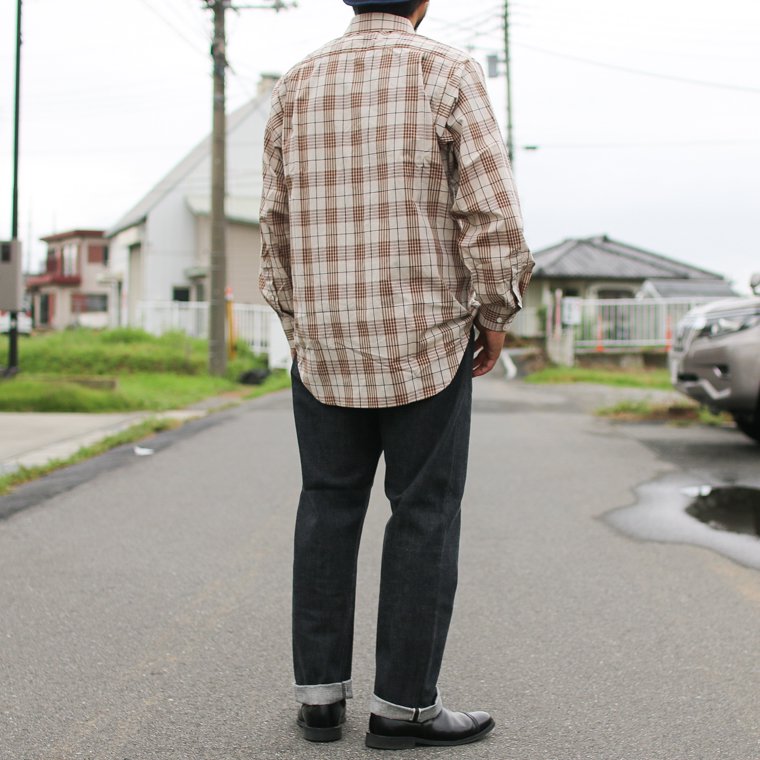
[503,0,514,167]
[207,0,228,376]
[486,0,515,168]
[202,0,295,376]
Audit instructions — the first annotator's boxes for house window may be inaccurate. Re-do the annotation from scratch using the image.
[172,287,191,302]
[87,245,106,264]
[71,293,108,313]
[597,288,634,299]
[62,244,79,276]
[46,248,58,274]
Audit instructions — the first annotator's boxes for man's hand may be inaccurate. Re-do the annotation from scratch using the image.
[472,321,506,377]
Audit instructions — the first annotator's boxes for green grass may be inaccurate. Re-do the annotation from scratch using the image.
[0,331,293,496]
[0,370,291,413]
[0,417,181,496]
[0,328,285,412]
[525,366,672,390]
[595,400,733,427]
[697,407,733,427]
[17,328,265,380]
[0,373,241,412]
[242,370,291,400]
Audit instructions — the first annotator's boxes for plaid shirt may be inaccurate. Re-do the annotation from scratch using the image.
[259,13,533,408]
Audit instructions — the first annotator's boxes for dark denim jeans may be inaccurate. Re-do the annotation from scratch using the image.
[290,340,473,718]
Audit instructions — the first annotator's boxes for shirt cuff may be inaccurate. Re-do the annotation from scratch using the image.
[476,303,517,332]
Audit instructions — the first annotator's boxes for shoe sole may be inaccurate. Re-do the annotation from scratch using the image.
[297,720,343,743]
[365,718,495,749]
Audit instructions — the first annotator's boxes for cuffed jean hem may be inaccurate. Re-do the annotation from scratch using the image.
[294,680,353,705]
[369,690,443,722]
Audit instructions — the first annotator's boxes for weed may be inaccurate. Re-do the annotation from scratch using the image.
[526,366,672,390]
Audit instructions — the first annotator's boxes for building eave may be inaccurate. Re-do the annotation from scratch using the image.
[105,216,147,240]
[40,229,104,243]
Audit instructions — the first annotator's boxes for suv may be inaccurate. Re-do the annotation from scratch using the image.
[670,276,760,443]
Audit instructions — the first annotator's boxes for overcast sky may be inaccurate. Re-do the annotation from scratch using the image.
[1,0,759,292]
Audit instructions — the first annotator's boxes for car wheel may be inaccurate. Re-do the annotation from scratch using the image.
[732,412,760,444]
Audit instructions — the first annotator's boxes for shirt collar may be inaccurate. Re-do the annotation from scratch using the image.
[345,13,415,37]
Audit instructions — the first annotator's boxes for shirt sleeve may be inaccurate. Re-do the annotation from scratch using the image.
[446,58,534,331]
[258,83,295,346]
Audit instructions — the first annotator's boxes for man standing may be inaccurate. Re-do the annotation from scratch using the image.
[259,0,533,749]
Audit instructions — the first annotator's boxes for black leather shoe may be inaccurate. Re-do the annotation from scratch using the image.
[365,707,494,749]
[296,699,346,742]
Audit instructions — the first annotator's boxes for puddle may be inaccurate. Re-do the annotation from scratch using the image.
[604,475,760,570]
[685,486,760,537]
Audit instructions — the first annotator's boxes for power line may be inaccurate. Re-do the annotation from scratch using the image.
[425,12,502,40]
[136,0,208,59]
[151,0,210,46]
[178,0,214,39]
[516,42,760,94]
[510,0,759,34]
[521,138,760,151]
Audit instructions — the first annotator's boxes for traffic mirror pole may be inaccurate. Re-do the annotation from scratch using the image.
[6,0,22,376]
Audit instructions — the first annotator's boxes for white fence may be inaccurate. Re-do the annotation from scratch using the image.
[548,297,717,351]
[137,296,721,361]
[508,306,543,338]
[136,301,291,367]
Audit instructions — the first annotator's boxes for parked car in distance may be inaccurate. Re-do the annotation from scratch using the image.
[670,276,760,443]
[0,310,32,335]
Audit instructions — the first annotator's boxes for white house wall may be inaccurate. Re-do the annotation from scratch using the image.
[143,186,198,301]
[107,224,143,327]
[226,99,267,200]
[105,88,274,325]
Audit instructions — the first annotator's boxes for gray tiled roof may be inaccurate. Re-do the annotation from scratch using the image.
[642,278,737,298]
[533,235,725,281]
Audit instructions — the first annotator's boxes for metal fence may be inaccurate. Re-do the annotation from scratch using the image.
[557,297,717,351]
[136,301,272,355]
[137,296,721,357]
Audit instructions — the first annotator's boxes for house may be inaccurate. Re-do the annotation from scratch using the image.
[104,74,279,327]
[26,229,111,330]
[514,235,736,336]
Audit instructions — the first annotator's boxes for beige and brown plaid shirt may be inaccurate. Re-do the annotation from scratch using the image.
[259,12,533,408]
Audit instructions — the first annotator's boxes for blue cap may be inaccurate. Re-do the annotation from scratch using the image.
[343,0,408,5]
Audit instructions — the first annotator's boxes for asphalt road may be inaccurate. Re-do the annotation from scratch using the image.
[1,377,759,760]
